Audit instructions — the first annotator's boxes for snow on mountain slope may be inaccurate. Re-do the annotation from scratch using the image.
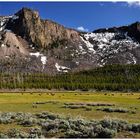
[79,32,140,66]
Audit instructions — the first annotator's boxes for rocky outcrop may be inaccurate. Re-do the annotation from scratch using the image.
[6,8,80,49]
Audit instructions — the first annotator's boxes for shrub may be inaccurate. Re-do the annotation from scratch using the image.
[36,112,58,120]
[47,114,58,120]
[131,111,136,114]
[64,130,83,138]
[0,133,9,138]
[63,105,86,109]
[7,128,21,138]
[85,107,92,111]
[46,128,59,136]
[64,102,115,107]
[34,101,59,105]
[19,131,29,138]
[0,112,16,124]
[18,117,37,127]
[0,111,139,138]
[28,127,43,138]
[64,103,85,106]
[41,120,59,132]
[46,101,59,104]
[96,127,116,138]
[92,124,116,138]
[15,112,32,122]
[100,119,128,132]
[41,120,61,137]
[0,118,12,124]
[58,120,70,130]
[97,107,131,113]
[36,112,49,119]
[35,101,46,104]
[64,123,116,138]
[130,124,140,133]
[86,103,115,107]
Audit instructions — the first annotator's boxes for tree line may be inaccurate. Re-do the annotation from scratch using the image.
[0,64,140,91]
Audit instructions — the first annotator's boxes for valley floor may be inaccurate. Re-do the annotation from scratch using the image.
[0,92,140,138]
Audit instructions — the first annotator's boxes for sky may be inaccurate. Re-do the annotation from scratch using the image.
[0,1,140,32]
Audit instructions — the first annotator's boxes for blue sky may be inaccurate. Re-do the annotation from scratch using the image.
[0,2,140,32]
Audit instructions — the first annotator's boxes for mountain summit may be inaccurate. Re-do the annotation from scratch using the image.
[0,7,140,74]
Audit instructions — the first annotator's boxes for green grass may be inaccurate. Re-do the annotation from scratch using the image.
[0,92,139,123]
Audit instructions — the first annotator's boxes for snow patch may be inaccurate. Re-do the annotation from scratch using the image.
[1,44,5,47]
[132,54,137,64]
[79,45,84,51]
[80,36,96,54]
[30,52,47,69]
[30,52,41,57]
[76,62,79,65]
[0,16,12,31]
[29,44,35,50]
[55,63,70,73]
[41,56,47,65]
[5,56,10,58]
[0,20,5,31]
[76,45,87,55]
[12,15,19,20]
[41,56,47,70]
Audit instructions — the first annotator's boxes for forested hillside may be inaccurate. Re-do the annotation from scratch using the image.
[0,64,140,91]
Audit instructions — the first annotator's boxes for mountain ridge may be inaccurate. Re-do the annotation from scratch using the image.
[0,7,140,74]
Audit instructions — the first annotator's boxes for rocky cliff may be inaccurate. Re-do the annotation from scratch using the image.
[6,8,80,49]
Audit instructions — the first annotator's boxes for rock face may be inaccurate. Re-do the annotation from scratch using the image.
[6,8,80,49]
[0,7,140,74]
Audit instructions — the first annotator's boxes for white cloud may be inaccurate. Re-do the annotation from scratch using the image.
[77,26,89,32]
[126,1,140,7]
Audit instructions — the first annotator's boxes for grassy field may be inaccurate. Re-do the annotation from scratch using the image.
[0,92,139,138]
[0,92,139,123]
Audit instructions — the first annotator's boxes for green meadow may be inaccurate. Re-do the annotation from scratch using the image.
[0,92,139,123]
[0,92,139,138]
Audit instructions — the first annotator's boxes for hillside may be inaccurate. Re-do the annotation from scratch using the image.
[0,8,140,74]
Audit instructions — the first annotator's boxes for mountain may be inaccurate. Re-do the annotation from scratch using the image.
[0,7,140,75]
